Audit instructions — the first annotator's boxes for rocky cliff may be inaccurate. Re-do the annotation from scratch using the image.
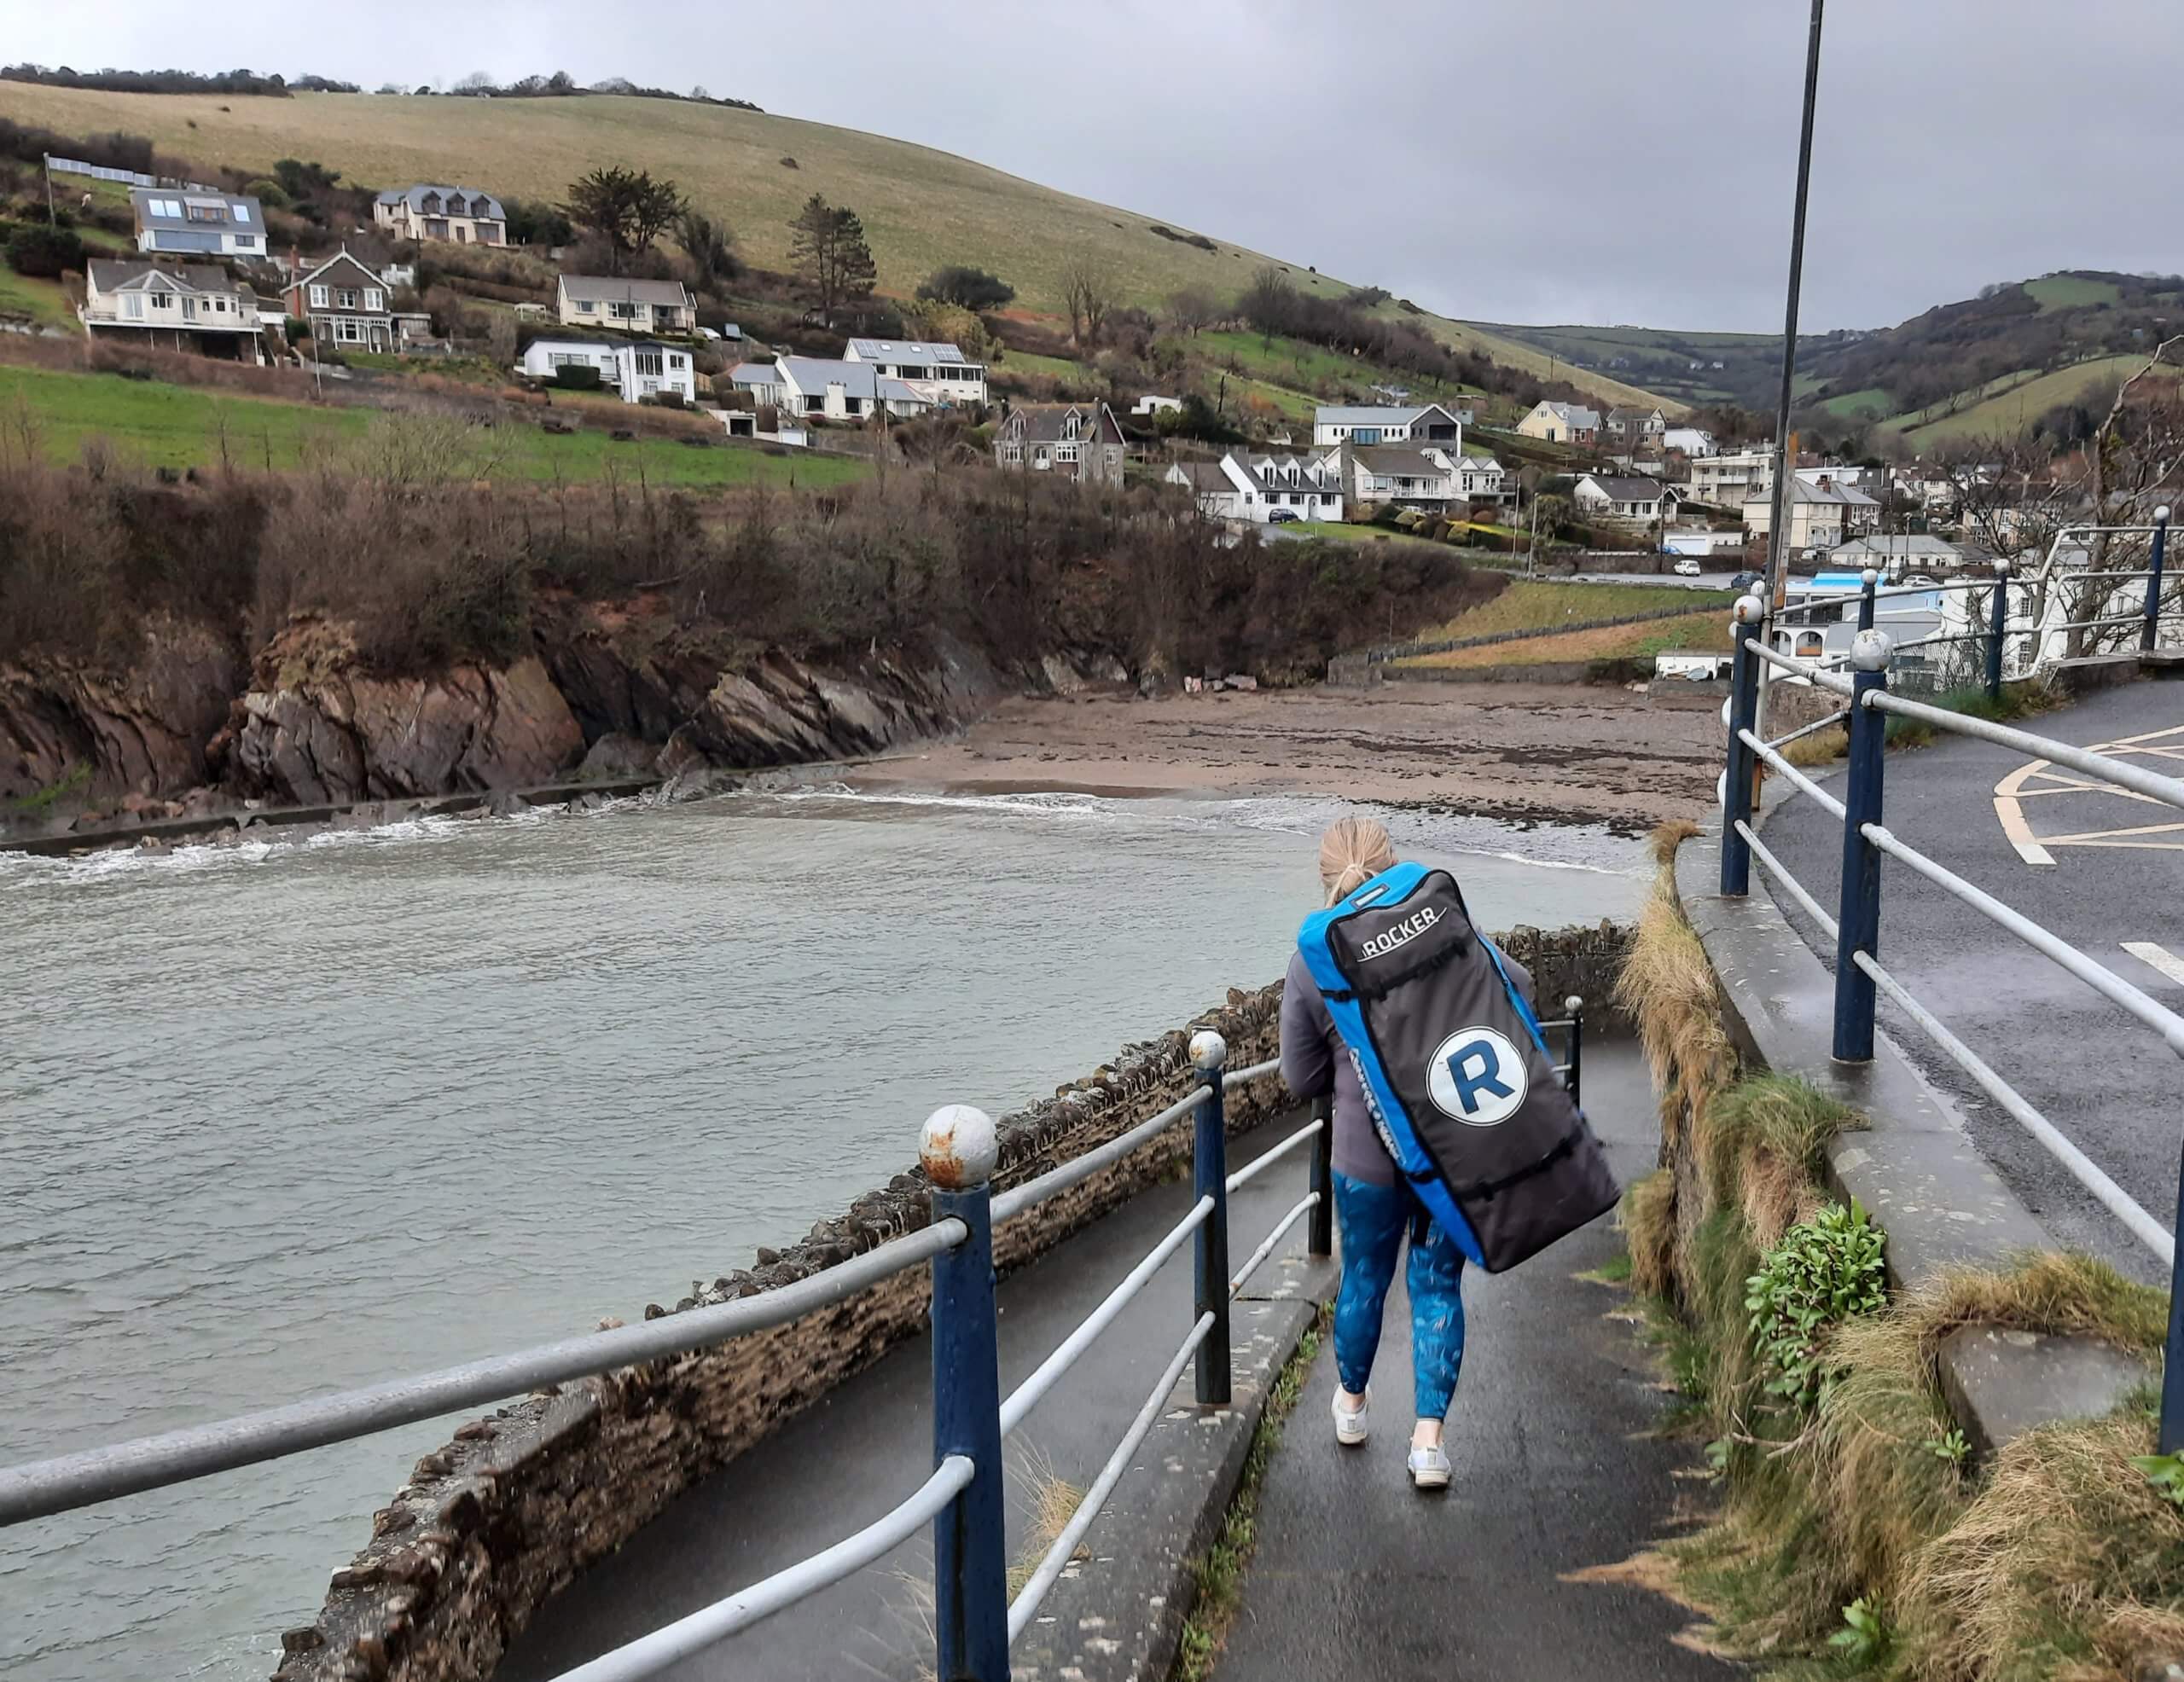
[1,600,1005,826]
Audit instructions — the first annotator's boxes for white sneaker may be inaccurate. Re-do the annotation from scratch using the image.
[1408,1441,1452,1489]
[1332,1388,1370,1447]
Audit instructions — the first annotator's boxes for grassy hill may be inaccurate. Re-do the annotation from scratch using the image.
[0,81,1676,414]
[1471,322,1794,409]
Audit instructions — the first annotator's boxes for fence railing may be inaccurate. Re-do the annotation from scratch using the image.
[1716,588,2184,1452]
[0,1006,1587,1677]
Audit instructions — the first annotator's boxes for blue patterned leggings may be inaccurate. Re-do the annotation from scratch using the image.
[1332,1172,1467,1419]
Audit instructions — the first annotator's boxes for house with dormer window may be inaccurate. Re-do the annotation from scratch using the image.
[1164,448,1345,522]
[130,188,264,257]
[373,184,507,246]
[990,402,1127,484]
[282,250,393,351]
[79,259,264,362]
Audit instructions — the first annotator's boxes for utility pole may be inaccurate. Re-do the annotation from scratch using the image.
[44,154,55,226]
[1761,0,1827,649]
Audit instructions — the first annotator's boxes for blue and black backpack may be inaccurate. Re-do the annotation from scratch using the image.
[1298,861,1620,1272]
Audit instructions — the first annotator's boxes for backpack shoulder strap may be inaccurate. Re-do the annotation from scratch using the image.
[1481,937,1552,1057]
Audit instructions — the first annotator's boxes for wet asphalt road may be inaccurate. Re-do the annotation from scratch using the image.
[1212,1040,1728,1682]
[1756,679,2184,1285]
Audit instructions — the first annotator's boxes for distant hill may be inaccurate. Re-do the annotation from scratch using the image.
[0,81,1677,414]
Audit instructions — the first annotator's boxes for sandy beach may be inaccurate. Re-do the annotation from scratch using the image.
[850,681,1720,833]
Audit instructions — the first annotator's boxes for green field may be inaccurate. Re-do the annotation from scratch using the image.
[1898,355,2162,445]
[994,348,1087,380]
[2024,275,2123,312]
[1417,579,1737,641]
[0,82,1676,416]
[0,265,77,330]
[1817,386,1894,423]
[0,363,870,487]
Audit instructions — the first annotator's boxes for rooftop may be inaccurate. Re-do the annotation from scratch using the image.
[129,188,263,230]
[376,184,507,220]
[558,276,691,307]
[845,338,975,367]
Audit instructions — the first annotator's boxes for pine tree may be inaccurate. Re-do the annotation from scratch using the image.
[788,194,879,326]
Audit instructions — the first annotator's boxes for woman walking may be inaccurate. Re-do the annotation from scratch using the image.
[1278,817,1529,1490]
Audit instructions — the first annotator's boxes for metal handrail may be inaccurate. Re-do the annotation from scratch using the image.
[1224,1056,1282,1086]
[1862,689,2184,809]
[1764,707,1850,751]
[0,1215,970,1527]
[1007,1312,1215,1640]
[1860,821,2184,1056]
[1745,638,1856,694]
[1740,728,1848,819]
[999,1196,1212,1437]
[1733,819,1838,937]
[554,1456,977,1682]
[1226,1117,1325,1194]
[1230,1195,1321,1295]
[990,1085,1207,1223]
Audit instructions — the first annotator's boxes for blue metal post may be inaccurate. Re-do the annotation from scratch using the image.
[921,1106,1008,1682]
[1719,594,1764,896]
[2162,1142,2184,1453]
[1564,995,1585,1107]
[1306,1093,1333,1257]
[2145,506,2171,654]
[1189,1031,1232,1406]
[1857,566,1878,632]
[1986,560,2010,700]
[1833,632,1891,1062]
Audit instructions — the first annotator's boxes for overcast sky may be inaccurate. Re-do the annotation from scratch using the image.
[10,0,2181,332]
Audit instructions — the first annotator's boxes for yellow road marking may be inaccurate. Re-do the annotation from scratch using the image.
[1994,722,2184,867]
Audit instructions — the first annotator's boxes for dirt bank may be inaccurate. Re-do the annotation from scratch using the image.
[848,682,1720,832]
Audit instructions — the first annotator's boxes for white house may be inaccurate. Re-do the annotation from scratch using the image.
[373,185,508,246]
[841,338,988,407]
[1312,401,1467,448]
[775,356,936,420]
[1133,394,1183,416]
[1455,454,1513,506]
[556,276,694,336]
[1346,444,1461,508]
[1516,400,1600,444]
[1687,447,1775,508]
[78,259,264,362]
[1164,449,1344,523]
[1663,426,1717,457]
[1573,473,1676,525]
[517,338,698,404]
[726,361,784,406]
[1742,474,1879,550]
[130,188,264,257]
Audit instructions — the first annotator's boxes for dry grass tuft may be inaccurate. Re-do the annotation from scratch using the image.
[1622,1169,1679,1299]
[1779,724,1848,768]
[1699,1075,1861,1251]
[1649,816,1703,868]
[1614,841,1734,1161]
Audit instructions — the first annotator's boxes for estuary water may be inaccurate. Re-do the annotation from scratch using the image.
[0,786,1647,1679]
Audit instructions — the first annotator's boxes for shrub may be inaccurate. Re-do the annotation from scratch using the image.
[1745,1199,1887,1412]
[651,388,685,409]
[917,265,1014,311]
[247,178,290,210]
[5,224,84,279]
[551,364,602,391]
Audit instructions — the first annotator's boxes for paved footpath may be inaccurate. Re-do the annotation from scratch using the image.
[1759,679,2184,1284]
[1213,1040,1728,1682]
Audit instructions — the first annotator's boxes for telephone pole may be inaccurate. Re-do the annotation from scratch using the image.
[1761,0,1827,628]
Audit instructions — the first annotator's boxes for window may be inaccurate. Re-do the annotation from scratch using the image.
[232,204,252,223]
[1056,444,1078,463]
[636,351,664,376]
[335,289,360,310]
[235,236,260,252]
[364,289,384,311]
[667,354,685,369]
[185,202,229,223]
[151,291,173,310]
[309,285,329,308]
[610,302,636,321]
[125,294,143,318]
[148,197,183,218]
[576,299,595,314]
[333,318,368,344]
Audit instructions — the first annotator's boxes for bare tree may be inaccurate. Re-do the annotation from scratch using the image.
[1165,286,1219,338]
[1059,257,1115,347]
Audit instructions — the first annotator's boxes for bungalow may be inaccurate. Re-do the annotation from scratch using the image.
[556,276,694,337]
[130,188,265,258]
[1346,444,1459,508]
[842,338,988,407]
[1573,473,1676,526]
[373,184,508,246]
[1827,533,1987,579]
[1133,394,1183,416]
[1163,449,1344,523]
[1663,426,1717,458]
[516,338,698,404]
[1515,400,1600,445]
[284,249,393,352]
[775,356,936,420]
[726,361,785,407]
[991,403,1127,484]
[1311,401,1468,448]
[79,259,264,362]
[1742,474,1879,551]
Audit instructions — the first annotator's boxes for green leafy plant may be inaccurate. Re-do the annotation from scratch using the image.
[1827,1596,1889,1665]
[1926,1428,1971,1466]
[2130,1450,2184,1508]
[1745,1199,1887,1411]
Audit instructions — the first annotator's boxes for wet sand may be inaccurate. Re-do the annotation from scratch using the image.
[851,682,1721,833]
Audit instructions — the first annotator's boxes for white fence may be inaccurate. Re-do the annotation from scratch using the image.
[44,154,219,194]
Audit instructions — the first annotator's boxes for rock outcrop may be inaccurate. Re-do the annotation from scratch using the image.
[0,620,240,806]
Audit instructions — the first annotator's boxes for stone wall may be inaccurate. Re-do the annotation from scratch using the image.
[276,925,1630,1682]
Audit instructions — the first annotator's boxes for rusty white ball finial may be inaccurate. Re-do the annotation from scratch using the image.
[1732,592,1765,625]
[1565,995,1583,1016]
[921,1104,997,1190]
[1189,1029,1228,1073]
[1850,628,1894,672]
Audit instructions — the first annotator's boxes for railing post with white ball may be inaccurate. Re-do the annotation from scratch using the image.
[1987,558,2011,700]
[2145,506,2170,654]
[1190,1030,1233,1406]
[1719,592,1765,896]
[922,1105,1009,1682]
[1832,630,1892,1063]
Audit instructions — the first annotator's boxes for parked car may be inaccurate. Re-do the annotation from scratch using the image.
[1672,556,1703,577]
[1730,570,1765,591]
[1267,508,1301,524]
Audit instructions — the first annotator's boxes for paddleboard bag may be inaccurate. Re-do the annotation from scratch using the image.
[1298,861,1619,1273]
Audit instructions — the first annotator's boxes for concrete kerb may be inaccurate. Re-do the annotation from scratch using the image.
[1008,1253,1339,1682]
[1672,821,2151,1454]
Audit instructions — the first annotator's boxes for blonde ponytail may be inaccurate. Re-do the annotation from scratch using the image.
[1318,816,1397,907]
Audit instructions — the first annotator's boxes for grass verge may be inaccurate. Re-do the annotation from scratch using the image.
[1168,1306,1327,1682]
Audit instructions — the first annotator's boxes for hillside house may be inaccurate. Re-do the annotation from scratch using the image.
[130,188,264,257]
[1573,473,1676,526]
[726,362,785,406]
[1455,453,1513,506]
[1133,395,1182,415]
[1604,406,1666,448]
[1515,400,1600,445]
[1827,534,1988,578]
[1687,447,1775,508]
[556,276,694,337]
[1345,444,1460,508]
[517,339,697,404]
[1742,474,1879,551]
[1796,463,1885,499]
[842,338,989,407]
[79,260,264,362]
[774,356,936,420]
[992,403,1126,484]
[1311,401,1468,448]
[1163,449,1344,523]
[1663,426,1717,457]
[283,250,392,351]
[373,185,507,246]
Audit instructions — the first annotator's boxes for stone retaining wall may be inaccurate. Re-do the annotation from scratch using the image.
[276,925,1629,1682]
